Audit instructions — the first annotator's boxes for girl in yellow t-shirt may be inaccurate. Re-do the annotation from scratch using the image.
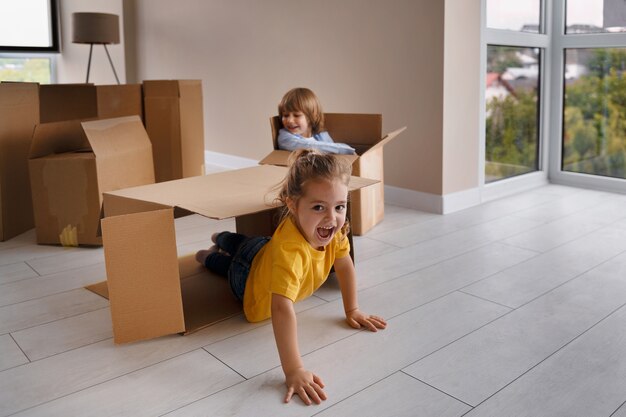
[196,149,386,406]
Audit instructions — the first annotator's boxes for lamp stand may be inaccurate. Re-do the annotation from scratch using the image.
[84,43,120,85]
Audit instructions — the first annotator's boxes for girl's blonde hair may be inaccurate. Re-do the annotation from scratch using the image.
[278,88,325,135]
[277,149,352,237]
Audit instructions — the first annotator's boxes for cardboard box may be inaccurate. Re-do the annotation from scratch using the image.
[91,165,377,344]
[28,116,155,246]
[0,83,40,241]
[39,84,99,123]
[261,113,406,235]
[143,80,205,183]
[96,84,143,120]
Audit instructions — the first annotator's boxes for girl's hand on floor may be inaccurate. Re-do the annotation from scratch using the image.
[284,367,326,405]
[346,309,387,332]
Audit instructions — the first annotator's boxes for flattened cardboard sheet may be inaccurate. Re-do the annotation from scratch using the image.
[102,208,184,344]
[104,165,376,220]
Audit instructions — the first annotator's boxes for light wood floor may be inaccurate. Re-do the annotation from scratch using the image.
[2,184,626,416]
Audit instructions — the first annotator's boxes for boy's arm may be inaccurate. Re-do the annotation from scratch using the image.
[271,293,326,405]
[333,255,387,332]
[277,129,356,155]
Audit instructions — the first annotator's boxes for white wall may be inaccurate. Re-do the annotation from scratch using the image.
[57,0,126,85]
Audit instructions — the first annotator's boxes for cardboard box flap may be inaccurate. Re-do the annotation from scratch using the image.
[362,126,407,155]
[81,116,156,194]
[29,119,91,159]
[102,208,185,344]
[81,116,151,160]
[104,165,378,220]
[324,113,383,145]
[259,150,359,168]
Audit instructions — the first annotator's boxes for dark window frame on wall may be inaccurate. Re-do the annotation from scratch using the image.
[0,0,60,53]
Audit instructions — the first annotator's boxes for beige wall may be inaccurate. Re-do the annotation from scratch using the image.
[57,0,126,85]
[125,0,449,195]
[442,0,481,194]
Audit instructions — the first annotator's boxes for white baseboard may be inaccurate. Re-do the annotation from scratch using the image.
[482,171,548,202]
[204,150,259,170]
[385,185,482,214]
[384,185,443,213]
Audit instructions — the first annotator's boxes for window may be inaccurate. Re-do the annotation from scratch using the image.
[487,0,543,33]
[0,0,58,84]
[484,0,626,193]
[0,0,59,52]
[562,48,626,180]
[549,0,626,191]
[483,0,547,184]
[485,46,541,182]
[565,0,626,34]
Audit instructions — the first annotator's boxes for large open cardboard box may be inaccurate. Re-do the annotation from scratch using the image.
[91,165,377,344]
[260,113,406,235]
[28,116,155,246]
[143,80,205,182]
[0,83,40,241]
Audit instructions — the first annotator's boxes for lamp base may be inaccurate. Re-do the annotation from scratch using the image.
[85,43,120,85]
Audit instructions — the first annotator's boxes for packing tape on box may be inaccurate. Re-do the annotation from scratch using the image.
[59,225,79,247]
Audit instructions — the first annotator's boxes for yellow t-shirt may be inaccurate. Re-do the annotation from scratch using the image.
[243,217,350,322]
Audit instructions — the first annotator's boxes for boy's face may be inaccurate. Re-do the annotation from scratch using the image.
[282,111,312,137]
[287,178,348,250]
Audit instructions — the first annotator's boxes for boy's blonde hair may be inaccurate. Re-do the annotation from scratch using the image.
[278,88,325,135]
[277,149,352,237]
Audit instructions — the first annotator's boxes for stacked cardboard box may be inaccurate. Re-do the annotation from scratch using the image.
[0,83,40,241]
[28,116,155,246]
[261,113,406,235]
[143,80,205,182]
[0,81,202,243]
[0,83,145,242]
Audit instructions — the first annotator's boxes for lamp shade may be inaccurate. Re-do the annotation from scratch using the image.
[72,12,120,44]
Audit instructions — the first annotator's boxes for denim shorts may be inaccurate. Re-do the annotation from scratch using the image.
[227,236,270,301]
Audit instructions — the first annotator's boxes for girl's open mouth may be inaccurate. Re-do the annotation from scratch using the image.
[316,225,335,240]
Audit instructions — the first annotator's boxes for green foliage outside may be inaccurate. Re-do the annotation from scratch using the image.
[486,48,626,182]
[562,49,626,179]
[0,58,51,84]
[485,90,538,181]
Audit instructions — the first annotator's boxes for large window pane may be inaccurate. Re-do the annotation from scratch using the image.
[0,0,58,52]
[563,48,626,179]
[485,46,541,183]
[566,0,626,34]
[0,57,52,83]
[486,0,542,33]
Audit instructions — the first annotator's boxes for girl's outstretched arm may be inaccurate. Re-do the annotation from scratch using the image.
[333,255,387,331]
[271,293,327,405]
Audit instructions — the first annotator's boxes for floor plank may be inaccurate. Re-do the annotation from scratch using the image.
[316,372,471,417]
[404,251,626,406]
[463,303,626,417]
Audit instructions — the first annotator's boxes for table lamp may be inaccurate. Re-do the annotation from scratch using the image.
[72,12,120,84]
